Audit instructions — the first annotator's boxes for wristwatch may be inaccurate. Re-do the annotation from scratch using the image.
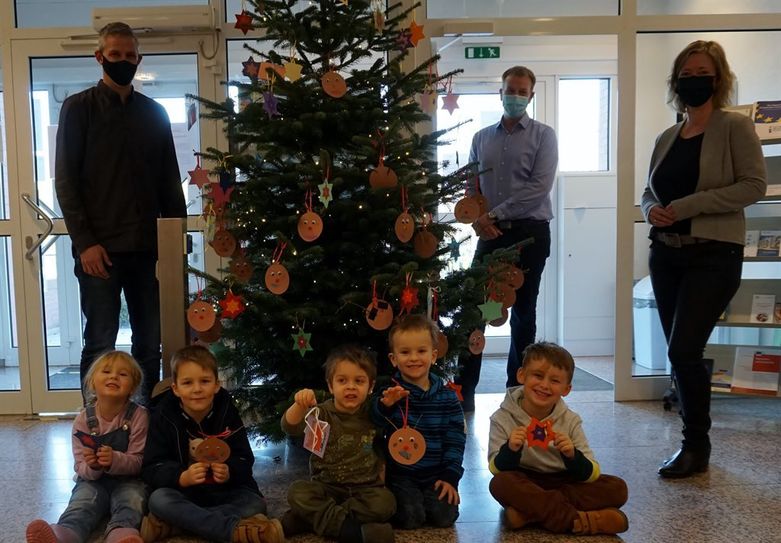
[488,211,498,221]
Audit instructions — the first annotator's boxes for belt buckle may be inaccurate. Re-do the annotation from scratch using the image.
[661,233,682,248]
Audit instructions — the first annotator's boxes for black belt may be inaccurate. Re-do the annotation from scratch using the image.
[653,232,712,248]
[495,218,549,230]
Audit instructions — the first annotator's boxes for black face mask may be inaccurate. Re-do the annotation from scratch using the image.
[676,75,715,108]
[101,57,138,87]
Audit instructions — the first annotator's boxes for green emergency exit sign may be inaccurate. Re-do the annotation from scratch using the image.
[465,46,500,59]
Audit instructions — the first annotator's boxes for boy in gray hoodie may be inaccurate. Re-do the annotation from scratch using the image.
[488,342,629,536]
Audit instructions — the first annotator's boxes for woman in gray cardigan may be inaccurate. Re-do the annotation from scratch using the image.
[641,40,766,479]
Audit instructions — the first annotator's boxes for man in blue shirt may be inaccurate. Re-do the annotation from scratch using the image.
[457,66,558,412]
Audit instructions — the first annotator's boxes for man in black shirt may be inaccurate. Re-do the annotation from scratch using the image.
[55,22,187,402]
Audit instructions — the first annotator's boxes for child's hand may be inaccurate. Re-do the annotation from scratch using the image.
[380,385,409,407]
[211,462,230,483]
[554,433,575,459]
[433,480,460,505]
[96,445,113,468]
[294,389,317,409]
[508,425,527,452]
[83,448,101,470]
[179,462,209,487]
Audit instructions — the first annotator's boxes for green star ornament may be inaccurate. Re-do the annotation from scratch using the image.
[478,299,503,322]
[292,327,313,357]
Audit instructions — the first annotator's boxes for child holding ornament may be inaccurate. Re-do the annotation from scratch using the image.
[26,351,148,543]
[140,345,282,543]
[281,344,395,543]
[488,341,629,536]
[371,315,466,530]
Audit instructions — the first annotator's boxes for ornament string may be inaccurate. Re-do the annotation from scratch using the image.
[400,184,408,212]
[272,241,287,264]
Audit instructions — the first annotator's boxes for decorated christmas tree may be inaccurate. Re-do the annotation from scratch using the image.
[190,0,517,440]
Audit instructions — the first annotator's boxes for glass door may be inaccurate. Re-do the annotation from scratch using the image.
[7,36,209,413]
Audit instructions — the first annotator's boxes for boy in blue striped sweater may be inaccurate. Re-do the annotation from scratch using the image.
[371,315,466,529]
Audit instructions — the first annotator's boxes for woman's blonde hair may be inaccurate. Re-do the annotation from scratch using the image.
[668,40,735,113]
[83,350,143,404]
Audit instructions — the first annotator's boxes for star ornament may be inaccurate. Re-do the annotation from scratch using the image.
[396,29,413,52]
[408,20,425,47]
[241,56,260,79]
[399,284,419,313]
[292,328,313,357]
[445,381,463,402]
[234,11,253,35]
[318,179,333,208]
[188,165,211,189]
[209,184,234,209]
[478,299,503,322]
[219,290,246,319]
[284,59,303,82]
[442,91,460,115]
[526,418,556,449]
[262,91,280,119]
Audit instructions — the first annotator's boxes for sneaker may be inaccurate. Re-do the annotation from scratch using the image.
[140,513,178,543]
[503,506,528,530]
[232,517,285,543]
[573,508,629,535]
[26,520,56,543]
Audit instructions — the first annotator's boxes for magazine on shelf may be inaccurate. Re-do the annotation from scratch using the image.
[731,347,781,395]
[744,230,759,257]
[756,230,781,257]
[754,100,781,140]
[711,363,733,390]
[749,294,775,324]
[765,184,781,197]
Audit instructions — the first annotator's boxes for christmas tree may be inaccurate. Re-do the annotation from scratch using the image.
[191,0,513,440]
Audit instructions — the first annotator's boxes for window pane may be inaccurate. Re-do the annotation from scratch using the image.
[427,0,618,19]
[0,237,20,391]
[15,0,207,28]
[558,78,610,172]
[0,51,8,220]
[638,0,781,15]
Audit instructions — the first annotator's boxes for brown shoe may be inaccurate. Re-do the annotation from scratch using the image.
[279,510,310,537]
[503,506,529,530]
[573,509,629,535]
[140,513,179,542]
[232,517,285,543]
[26,520,56,543]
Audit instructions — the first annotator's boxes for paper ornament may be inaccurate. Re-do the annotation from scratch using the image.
[188,158,211,189]
[389,426,426,465]
[373,8,385,32]
[445,381,464,402]
[478,299,503,322]
[526,418,555,449]
[265,262,290,295]
[474,193,489,215]
[298,211,323,242]
[442,91,460,114]
[418,88,438,114]
[74,430,106,451]
[454,196,480,224]
[197,319,222,343]
[395,212,415,243]
[505,266,525,289]
[413,229,438,259]
[321,71,347,98]
[489,307,509,327]
[408,20,425,47]
[468,329,486,355]
[241,56,260,78]
[262,91,280,119]
[234,11,253,34]
[209,184,234,210]
[489,281,516,309]
[219,290,246,319]
[292,327,313,357]
[365,281,393,330]
[395,29,412,52]
[318,179,333,208]
[193,437,230,463]
[218,169,234,191]
[284,59,302,82]
[259,61,285,81]
[230,254,254,284]
[436,330,448,359]
[187,299,216,332]
[399,273,419,314]
[303,407,330,457]
[210,227,237,257]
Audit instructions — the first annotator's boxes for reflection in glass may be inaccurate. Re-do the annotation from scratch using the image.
[638,0,781,15]
[427,0,617,19]
[1,53,8,220]
[15,0,207,29]
[0,237,20,391]
[30,54,200,219]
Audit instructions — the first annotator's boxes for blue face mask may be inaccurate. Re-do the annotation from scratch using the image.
[502,94,529,118]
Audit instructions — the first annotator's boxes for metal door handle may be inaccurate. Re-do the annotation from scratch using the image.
[22,193,54,260]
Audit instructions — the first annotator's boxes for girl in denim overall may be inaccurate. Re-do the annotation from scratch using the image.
[27,351,149,543]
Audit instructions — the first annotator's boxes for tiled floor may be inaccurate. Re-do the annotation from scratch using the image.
[3,375,781,542]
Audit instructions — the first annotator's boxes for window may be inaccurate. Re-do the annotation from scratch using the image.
[558,78,610,172]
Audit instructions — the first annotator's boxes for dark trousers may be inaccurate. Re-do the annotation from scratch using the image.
[387,476,459,529]
[489,470,628,533]
[649,240,743,451]
[457,221,551,400]
[75,251,161,401]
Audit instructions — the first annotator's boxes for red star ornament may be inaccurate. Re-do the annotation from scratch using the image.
[188,165,211,189]
[442,91,460,115]
[408,20,425,47]
[219,290,246,319]
[445,381,464,402]
[399,284,419,314]
[292,327,313,357]
[526,418,556,449]
[234,11,253,35]
[209,184,234,209]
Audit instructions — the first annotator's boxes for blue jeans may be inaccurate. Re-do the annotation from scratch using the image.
[649,239,743,451]
[75,251,161,401]
[457,221,551,398]
[148,487,267,542]
[386,476,459,529]
[58,477,146,542]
